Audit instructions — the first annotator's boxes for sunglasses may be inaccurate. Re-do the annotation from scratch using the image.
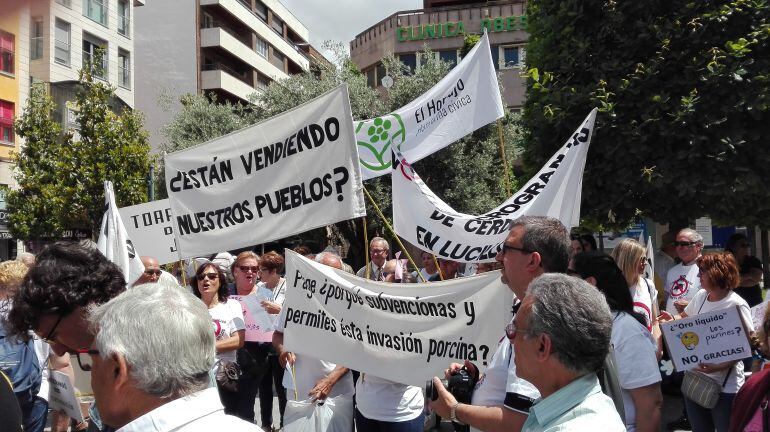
[144,269,162,276]
[238,266,259,273]
[674,241,698,247]
[197,272,219,281]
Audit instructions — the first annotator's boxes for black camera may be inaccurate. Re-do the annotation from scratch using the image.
[426,367,477,404]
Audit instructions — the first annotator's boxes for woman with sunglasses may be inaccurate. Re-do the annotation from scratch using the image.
[659,252,755,432]
[570,251,662,432]
[191,261,245,416]
[255,251,287,432]
[611,239,663,358]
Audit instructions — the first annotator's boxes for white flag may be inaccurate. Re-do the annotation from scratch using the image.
[97,181,145,286]
[356,31,504,180]
[644,235,655,281]
[392,110,596,263]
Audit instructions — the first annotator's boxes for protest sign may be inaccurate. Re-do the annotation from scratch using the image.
[118,199,177,265]
[356,32,504,180]
[49,371,85,423]
[751,299,768,331]
[661,306,752,372]
[97,181,145,285]
[393,109,596,263]
[164,86,365,258]
[281,250,513,386]
[230,294,274,342]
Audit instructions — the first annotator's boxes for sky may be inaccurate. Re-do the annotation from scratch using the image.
[279,0,422,49]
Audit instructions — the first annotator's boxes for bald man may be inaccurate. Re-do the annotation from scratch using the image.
[133,256,161,286]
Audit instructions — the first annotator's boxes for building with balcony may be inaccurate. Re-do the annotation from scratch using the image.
[350,0,527,109]
[135,0,322,151]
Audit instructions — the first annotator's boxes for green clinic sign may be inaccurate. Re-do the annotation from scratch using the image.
[397,15,527,42]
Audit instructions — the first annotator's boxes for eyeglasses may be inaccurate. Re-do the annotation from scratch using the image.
[238,266,259,273]
[72,349,100,372]
[41,313,65,344]
[500,244,532,255]
[371,249,388,255]
[144,269,162,276]
[505,321,529,339]
[197,272,218,281]
[674,241,698,247]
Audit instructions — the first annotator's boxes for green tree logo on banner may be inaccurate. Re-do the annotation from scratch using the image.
[355,113,406,171]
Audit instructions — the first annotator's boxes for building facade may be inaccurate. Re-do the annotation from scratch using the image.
[350,0,527,109]
[135,0,321,151]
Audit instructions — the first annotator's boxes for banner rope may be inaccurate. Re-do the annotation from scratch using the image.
[433,255,444,281]
[362,187,426,283]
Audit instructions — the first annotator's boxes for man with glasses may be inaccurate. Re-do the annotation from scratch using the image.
[664,228,704,316]
[510,274,624,431]
[357,237,390,281]
[6,242,127,432]
[132,256,162,286]
[429,216,570,432]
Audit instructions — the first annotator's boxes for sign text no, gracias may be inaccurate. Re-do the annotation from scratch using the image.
[164,86,365,258]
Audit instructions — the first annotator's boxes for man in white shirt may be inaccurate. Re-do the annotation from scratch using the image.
[86,283,257,431]
[356,237,389,280]
[665,228,704,315]
[429,216,571,432]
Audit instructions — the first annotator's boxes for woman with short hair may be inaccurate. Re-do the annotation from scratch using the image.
[659,252,755,432]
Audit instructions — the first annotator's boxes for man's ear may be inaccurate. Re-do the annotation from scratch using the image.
[537,333,553,363]
[113,353,131,389]
[585,276,598,287]
[528,252,543,271]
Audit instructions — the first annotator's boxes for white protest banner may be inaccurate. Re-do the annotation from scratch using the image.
[661,306,752,372]
[393,109,596,263]
[118,199,177,265]
[97,181,145,285]
[643,235,655,281]
[164,86,365,258]
[356,32,504,180]
[230,294,274,342]
[48,371,85,423]
[282,251,513,386]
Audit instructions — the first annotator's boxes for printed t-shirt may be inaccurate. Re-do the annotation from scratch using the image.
[665,262,702,315]
[208,300,245,364]
[631,277,657,331]
[355,375,424,422]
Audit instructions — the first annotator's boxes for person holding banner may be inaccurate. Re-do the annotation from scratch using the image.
[429,216,570,432]
[357,237,390,280]
[190,261,245,416]
[659,252,754,432]
[570,252,662,432]
[416,251,439,282]
[255,251,288,431]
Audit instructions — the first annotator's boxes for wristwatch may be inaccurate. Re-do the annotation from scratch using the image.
[450,401,463,424]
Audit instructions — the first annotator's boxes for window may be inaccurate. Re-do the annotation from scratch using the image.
[202,12,214,29]
[439,50,457,68]
[254,1,267,22]
[0,101,13,144]
[255,74,270,92]
[118,49,130,88]
[118,0,130,37]
[272,49,284,67]
[83,34,107,79]
[366,68,376,88]
[376,63,386,84]
[399,53,416,73]
[0,31,14,75]
[56,0,72,7]
[490,45,499,70]
[83,0,108,26]
[255,36,268,58]
[500,46,525,69]
[271,15,283,36]
[55,19,71,66]
[31,19,44,60]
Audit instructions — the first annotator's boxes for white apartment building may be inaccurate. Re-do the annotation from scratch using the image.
[135,0,321,151]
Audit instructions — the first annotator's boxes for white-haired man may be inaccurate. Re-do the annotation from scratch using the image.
[86,283,257,431]
[357,237,389,281]
[664,228,704,315]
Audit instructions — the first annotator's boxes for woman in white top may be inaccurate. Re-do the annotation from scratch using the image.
[611,238,663,358]
[571,252,663,432]
[256,251,288,431]
[191,261,245,416]
[659,252,755,432]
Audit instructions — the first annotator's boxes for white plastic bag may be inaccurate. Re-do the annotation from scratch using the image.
[283,393,354,432]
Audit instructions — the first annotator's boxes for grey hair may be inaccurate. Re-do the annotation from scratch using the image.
[524,273,612,375]
[88,283,215,398]
[315,251,344,271]
[370,237,390,250]
[678,228,703,244]
[512,216,570,272]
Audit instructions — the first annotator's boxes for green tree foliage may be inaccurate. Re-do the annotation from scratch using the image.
[160,42,520,265]
[9,66,151,240]
[523,0,770,229]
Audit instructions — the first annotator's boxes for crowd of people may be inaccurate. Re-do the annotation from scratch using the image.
[0,218,768,432]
